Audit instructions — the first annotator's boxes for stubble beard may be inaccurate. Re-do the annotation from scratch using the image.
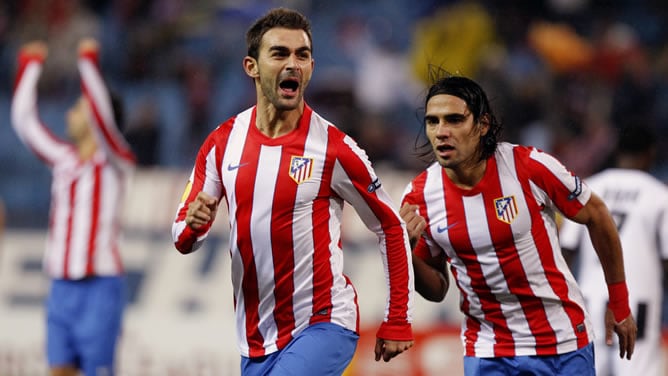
[260,77,302,112]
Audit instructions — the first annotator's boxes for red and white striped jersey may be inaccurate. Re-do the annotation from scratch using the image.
[172,105,414,358]
[402,142,594,357]
[11,48,135,280]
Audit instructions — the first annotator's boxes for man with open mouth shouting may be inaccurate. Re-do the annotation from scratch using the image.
[172,7,415,376]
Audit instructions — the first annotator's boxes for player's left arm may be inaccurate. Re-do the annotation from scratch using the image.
[525,146,636,359]
[331,133,414,361]
[570,192,637,360]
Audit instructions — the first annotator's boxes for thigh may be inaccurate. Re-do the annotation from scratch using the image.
[46,280,80,367]
[516,344,594,376]
[464,344,595,376]
[76,277,125,375]
[553,343,595,376]
[241,322,359,376]
[464,356,555,376]
[463,356,513,376]
[240,352,280,376]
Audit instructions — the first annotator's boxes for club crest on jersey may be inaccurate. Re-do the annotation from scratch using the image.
[289,156,314,184]
[494,195,518,224]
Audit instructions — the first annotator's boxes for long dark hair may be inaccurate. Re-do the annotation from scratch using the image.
[415,69,503,162]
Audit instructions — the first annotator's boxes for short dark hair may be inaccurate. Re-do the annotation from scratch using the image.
[245,8,312,60]
[425,71,502,160]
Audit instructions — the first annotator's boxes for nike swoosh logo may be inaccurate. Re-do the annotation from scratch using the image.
[436,222,457,233]
[227,162,248,171]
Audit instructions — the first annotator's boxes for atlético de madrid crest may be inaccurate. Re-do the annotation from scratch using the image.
[289,156,314,184]
[494,195,518,224]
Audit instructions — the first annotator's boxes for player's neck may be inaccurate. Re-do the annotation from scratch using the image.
[445,159,487,190]
[616,155,651,172]
[255,102,303,138]
[77,137,97,160]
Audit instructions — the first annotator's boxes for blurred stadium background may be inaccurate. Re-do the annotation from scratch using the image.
[0,0,667,374]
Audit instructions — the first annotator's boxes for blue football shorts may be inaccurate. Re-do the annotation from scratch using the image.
[240,322,359,376]
[46,276,125,375]
[463,342,595,376]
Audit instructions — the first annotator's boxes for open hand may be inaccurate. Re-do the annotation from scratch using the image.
[605,308,637,360]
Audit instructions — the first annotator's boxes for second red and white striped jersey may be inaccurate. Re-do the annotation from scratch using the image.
[402,142,594,357]
[172,104,414,358]
[11,48,136,280]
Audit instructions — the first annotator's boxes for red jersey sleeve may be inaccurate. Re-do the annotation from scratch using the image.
[517,146,591,218]
[172,123,229,254]
[331,131,414,341]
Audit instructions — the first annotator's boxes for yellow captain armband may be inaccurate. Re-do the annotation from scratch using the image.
[180,181,192,203]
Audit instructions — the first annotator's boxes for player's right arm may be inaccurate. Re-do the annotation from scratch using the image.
[172,132,224,254]
[11,41,70,165]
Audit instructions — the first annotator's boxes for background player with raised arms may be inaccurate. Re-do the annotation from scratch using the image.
[11,38,135,376]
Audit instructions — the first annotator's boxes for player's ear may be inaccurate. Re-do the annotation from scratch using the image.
[243,56,259,78]
[479,114,490,137]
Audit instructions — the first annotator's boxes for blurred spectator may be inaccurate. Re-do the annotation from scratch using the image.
[10,0,100,93]
[409,1,496,82]
[606,25,658,132]
[125,99,161,166]
[527,21,594,74]
[179,57,213,156]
